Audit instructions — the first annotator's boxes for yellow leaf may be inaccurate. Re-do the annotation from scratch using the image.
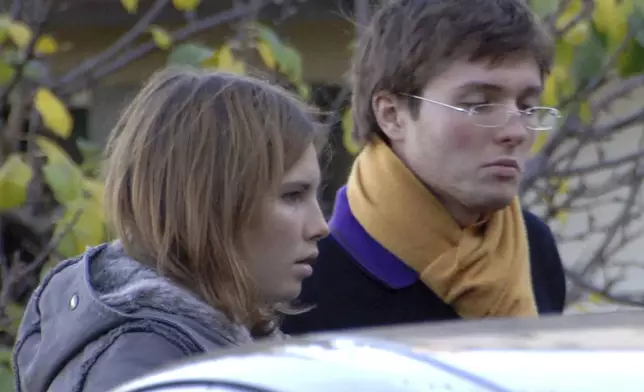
[531,132,548,153]
[341,109,360,155]
[172,0,200,12]
[562,22,589,46]
[554,41,574,73]
[257,41,276,70]
[555,210,568,225]
[0,15,11,44]
[8,20,31,48]
[542,73,558,107]
[35,34,57,55]
[587,292,606,304]
[579,101,592,124]
[148,25,172,50]
[215,45,245,75]
[574,303,588,312]
[555,0,582,30]
[34,88,73,138]
[593,0,628,49]
[82,178,105,220]
[0,154,32,210]
[120,0,138,14]
[0,61,15,83]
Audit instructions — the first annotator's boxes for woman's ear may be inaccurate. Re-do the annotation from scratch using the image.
[371,91,407,142]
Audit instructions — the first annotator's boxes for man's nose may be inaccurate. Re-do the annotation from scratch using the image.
[495,111,530,148]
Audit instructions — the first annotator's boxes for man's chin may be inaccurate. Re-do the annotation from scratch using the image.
[468,190,517,213]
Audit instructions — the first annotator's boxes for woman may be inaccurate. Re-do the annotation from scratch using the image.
[12,68,329,392]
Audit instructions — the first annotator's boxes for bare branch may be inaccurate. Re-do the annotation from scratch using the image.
[593,74,644,112]
[51,0,171,90]
[57,0,272,96]
[565,268,644,308]
[550,150,644,177]
[0,207,83,309]
[0,0,56,109]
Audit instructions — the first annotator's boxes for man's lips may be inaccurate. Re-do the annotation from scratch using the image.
[482,157,521,172]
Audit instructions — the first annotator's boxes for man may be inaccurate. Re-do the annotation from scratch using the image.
[281,0,566,334]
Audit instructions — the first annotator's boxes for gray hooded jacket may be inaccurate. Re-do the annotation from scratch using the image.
[12,241,255,392]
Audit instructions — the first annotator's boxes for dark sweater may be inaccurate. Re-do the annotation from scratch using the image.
[281,187,566,335]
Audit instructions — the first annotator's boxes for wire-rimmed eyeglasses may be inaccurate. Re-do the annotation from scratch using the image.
[400,93,561,131]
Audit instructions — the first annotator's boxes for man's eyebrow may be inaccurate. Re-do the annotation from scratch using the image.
[519,85,543,99]
[455,82,542,96]
[454,82,504,94]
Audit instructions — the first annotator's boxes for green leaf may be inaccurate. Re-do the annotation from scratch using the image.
[0,154,32,211]
[617,39,644,77]
[296,83,310,100]
[167,43,213,68]
[570,23,605,90]
[280,46,303,82]
[0,365,14,392]
[43,161,84,204]
[530,0,559,19]
[37,137,84,204]
[76,138,103,163]
[255,24,286,66]
[55,198,105,259]
[0,348,11,365]
[0,61,14,84]
[617,10,644,77]
[23,60,45,82]
[4,303,24,336]
[39,260,55,281]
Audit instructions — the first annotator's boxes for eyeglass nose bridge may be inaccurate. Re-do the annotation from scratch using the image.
[502,108,527,126]
[471,106,531,129]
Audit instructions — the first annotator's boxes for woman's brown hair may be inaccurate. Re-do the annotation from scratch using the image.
[103,67,325,334]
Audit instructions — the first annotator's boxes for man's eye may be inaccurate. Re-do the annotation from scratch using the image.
[519,103,538,111]
[461,102,489,108]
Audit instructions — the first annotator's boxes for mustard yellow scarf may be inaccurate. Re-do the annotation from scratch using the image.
[347,139,538,318]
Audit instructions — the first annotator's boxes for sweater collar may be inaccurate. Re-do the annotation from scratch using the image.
[328,186,418,289]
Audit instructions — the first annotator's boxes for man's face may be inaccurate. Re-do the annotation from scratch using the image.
[375,57,542,219]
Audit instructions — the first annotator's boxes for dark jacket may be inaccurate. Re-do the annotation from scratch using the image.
[281,187,567,335]
[13,241,255,392]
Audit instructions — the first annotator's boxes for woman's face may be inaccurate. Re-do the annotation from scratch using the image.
[243,144,329,303]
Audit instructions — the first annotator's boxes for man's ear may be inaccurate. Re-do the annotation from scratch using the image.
[372,91,406,142]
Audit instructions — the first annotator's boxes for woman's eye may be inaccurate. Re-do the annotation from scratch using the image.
[281,191,303,203]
